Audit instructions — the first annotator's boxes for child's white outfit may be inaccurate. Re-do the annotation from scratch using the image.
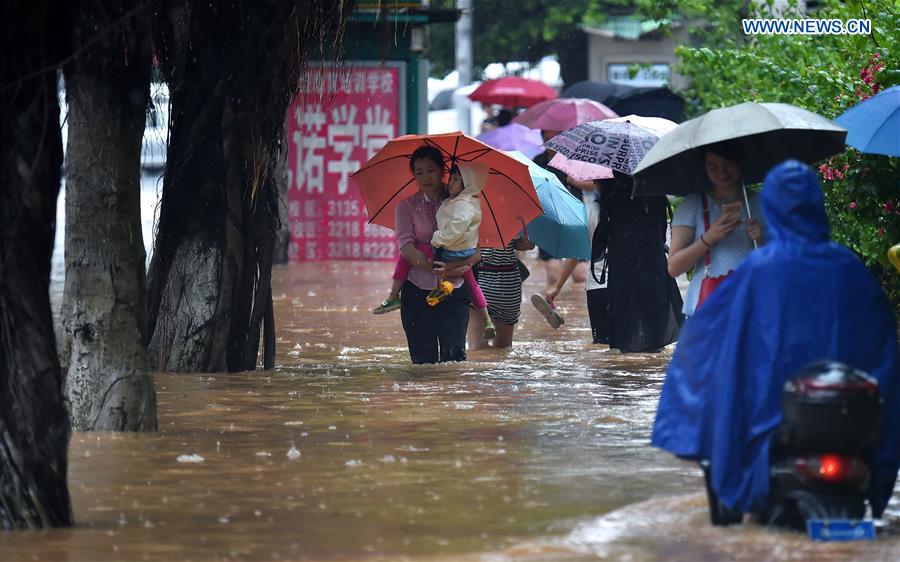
[431,161,487,259]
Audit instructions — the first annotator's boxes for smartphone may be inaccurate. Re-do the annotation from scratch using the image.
[721,202,742,217]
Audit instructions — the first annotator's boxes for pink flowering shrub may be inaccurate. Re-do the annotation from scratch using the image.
[820,50,899,305]
[857,53,886,99]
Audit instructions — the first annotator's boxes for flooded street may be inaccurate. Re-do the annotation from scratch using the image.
[3,177,898,561]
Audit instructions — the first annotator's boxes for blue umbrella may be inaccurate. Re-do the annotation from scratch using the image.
[505,151,591,259]
[834,86,900,156]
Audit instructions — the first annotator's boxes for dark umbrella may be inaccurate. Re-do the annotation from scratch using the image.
[632,102,847,197]
[560,81,685,122]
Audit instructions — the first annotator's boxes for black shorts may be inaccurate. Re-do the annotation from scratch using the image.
[538,247,555,261]
[538,248,587,262]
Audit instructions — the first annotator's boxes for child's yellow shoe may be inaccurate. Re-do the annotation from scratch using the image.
[426,281,454,307]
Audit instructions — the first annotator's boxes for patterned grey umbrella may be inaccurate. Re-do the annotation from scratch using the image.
[543,120,661,175]
[632,102,847,196]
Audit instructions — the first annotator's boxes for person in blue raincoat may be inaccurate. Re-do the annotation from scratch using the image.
[651,160,900,519]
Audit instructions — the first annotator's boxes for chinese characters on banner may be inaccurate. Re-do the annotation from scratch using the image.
[286,66,400,261]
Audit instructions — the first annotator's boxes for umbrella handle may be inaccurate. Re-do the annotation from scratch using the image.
[741,181,758,250]
[518,216,530,242]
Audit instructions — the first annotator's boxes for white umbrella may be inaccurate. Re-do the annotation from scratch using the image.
[632,102,846,197]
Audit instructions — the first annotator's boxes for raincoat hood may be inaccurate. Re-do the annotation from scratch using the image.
[431,162,486,251]
[761,159,830,244]
[456,161,488,198]
[652,160,899,516]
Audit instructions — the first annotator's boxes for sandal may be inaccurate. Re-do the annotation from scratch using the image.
[372,297,401,315]
[483,319,496,340]
[531,294,564,329]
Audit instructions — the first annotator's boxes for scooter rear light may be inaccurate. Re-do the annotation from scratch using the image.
[794,455,867,484]
[818,454,844,480]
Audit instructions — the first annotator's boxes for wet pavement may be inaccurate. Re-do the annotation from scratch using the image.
[3,179,897,561]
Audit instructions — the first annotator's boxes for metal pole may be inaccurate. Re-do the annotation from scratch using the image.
[455,0,473,135]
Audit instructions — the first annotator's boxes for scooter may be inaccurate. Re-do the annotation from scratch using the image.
[704,361,880,537]
[757,361,879,535]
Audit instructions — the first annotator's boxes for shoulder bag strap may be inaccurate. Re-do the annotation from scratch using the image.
[590,190,611,285]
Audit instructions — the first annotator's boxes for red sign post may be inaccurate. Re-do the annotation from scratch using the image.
[286,65,402,261]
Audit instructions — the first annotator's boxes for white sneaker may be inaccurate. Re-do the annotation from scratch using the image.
[531,294,564,329]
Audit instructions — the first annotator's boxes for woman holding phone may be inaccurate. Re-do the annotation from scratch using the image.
[667,141,765,316]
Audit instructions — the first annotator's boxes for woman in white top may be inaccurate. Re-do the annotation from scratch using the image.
[668,142,765,316]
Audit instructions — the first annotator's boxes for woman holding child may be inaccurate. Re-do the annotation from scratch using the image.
[389,146,484,364]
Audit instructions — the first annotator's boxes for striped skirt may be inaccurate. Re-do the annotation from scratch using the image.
[476,263,522,325]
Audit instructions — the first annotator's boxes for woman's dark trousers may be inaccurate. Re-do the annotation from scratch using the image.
[400,281,470,364]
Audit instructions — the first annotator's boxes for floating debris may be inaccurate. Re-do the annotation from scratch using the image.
[176,454,205,463]
[286,445,301,460]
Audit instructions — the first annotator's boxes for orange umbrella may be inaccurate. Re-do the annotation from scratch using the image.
[350,132,543,248]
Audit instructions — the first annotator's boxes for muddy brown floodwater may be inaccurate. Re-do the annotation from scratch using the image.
[4,257,899,561]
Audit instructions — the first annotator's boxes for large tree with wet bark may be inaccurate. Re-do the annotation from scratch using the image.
[1,0,354,529]
[0,1,73,529]
[147,0,353,372]
[60,1,158,432]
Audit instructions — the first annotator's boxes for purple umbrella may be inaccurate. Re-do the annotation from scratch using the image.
[476,123,544,159]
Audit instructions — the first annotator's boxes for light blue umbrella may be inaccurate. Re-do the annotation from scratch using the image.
[834,86,900,157]
[505,151,591,259]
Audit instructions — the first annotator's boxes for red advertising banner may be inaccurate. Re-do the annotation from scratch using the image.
[286,64,403,261]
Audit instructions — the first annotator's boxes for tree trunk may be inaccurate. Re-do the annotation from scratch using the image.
[273,133,290,265]
[148,1,353,372]
[60,1,157,432]
[0,1,73,529]
[149,235,227,371]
